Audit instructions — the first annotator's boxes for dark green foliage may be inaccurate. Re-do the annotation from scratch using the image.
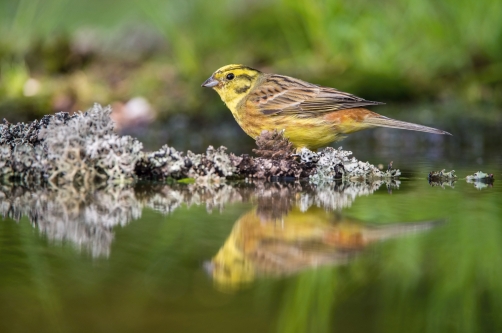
[0,0,501,119]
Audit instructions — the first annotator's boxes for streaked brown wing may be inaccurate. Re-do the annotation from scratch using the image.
[248,74,383,117]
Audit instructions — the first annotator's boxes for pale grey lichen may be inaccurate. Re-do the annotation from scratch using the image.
[187,146,236,179]
[1,104,143,185]
[466,171,494,190]
[136,145,236,182]
[428,169,456,180]
[466,171,494,181]
[0,145,11,175]
[40,104,143,184]
[87,134,143,182]
[0,117,48,182]
[308,147,401,184]
[427,169,457,188]
[136,144,189,179]
[297,148,319,164]
[1,104,402,185]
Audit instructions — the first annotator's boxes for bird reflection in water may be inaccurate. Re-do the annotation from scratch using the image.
[205,189,441,291]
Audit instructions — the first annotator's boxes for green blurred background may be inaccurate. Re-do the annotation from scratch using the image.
[1,0,501,150]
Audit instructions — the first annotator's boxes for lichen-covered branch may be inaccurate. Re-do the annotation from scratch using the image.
[1,104,400,185]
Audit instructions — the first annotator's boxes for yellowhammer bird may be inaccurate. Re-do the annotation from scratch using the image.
[202,64,452,150]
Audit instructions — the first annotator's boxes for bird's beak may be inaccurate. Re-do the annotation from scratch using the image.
[201,75,219,88]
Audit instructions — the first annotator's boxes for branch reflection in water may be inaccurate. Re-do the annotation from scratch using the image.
[0,182,245,257]
[1,180,401,258]
[0,179,439,280]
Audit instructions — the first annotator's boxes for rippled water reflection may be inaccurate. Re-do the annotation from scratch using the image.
[0,169,501,332]
[207,204,441,291]
[0,180,398,258]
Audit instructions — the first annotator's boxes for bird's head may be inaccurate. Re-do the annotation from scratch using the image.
[202,64,262,105]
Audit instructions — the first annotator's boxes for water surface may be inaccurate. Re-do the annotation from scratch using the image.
[1,153,501,333]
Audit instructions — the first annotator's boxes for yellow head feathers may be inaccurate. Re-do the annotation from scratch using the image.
[202,65,262,109]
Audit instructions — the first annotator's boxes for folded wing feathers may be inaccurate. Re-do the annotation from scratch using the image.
[260,75,384,115]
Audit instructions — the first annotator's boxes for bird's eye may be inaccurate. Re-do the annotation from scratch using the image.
[226,73,235,80]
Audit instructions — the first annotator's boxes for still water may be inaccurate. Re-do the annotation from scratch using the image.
[1,148,501,333]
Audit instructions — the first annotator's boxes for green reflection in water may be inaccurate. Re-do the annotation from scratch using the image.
[0,176,501,333]
[271,181,502,333]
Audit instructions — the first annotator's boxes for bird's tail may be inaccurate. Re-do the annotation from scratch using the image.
[362,220,445,243]
[363,116,452,136]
